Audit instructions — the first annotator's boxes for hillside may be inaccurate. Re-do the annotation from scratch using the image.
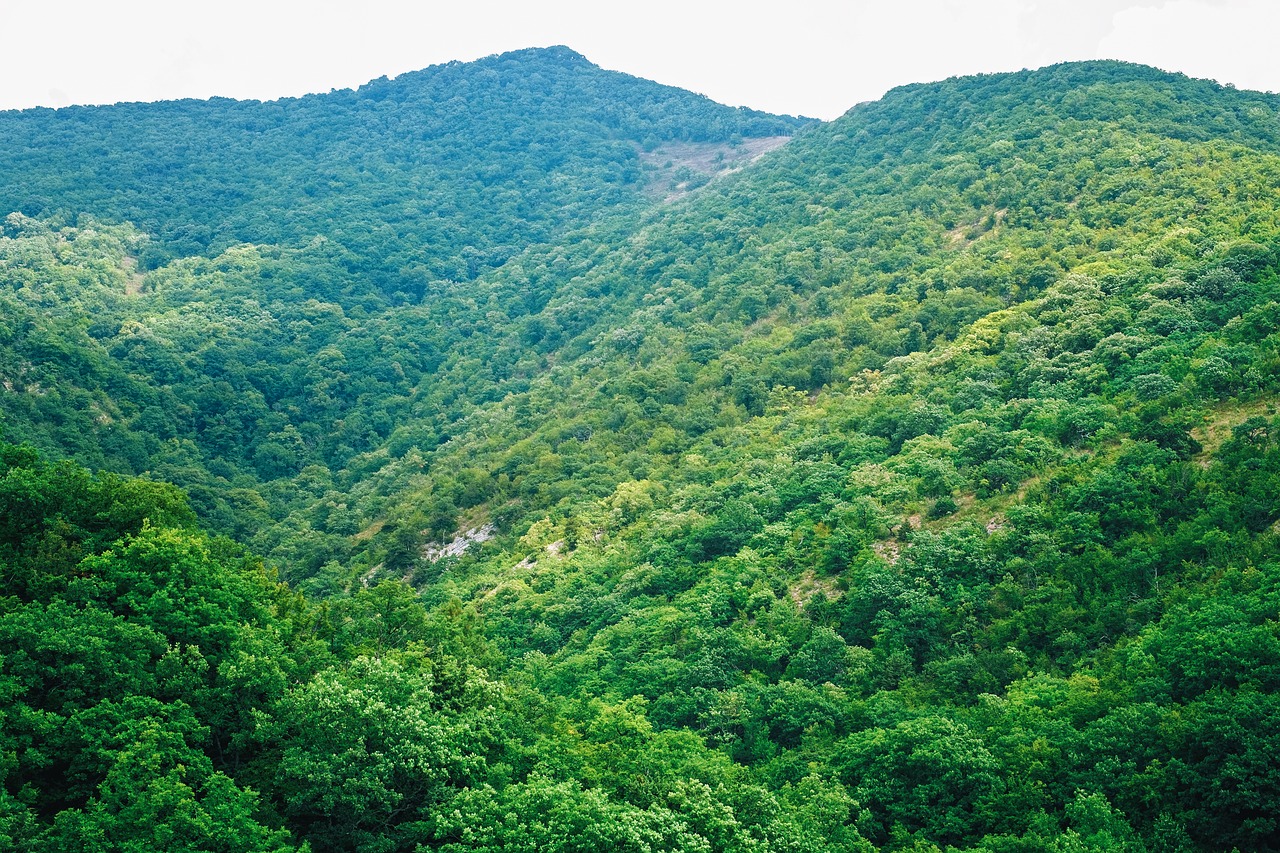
[0,46,809,285]
[0,46,809,539]
[357,61,1280,850]
[317,59,1280,575]
[2,57,1280,852]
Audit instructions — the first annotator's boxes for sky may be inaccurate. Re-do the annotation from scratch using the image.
[1,0,1278,120]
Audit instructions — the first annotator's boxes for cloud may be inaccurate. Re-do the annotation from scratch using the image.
[1013,1,1152,62]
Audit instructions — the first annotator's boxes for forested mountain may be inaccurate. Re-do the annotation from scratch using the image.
[0,46,808,285]
[3,54,1280,852]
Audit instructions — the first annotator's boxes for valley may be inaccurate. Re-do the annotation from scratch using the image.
[1,48,1278,852]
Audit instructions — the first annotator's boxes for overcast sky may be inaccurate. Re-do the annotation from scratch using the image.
[2,0,1277,120]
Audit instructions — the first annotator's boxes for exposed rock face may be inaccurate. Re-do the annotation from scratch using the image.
[422,523,496,562]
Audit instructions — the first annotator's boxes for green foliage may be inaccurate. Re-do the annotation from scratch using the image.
[264,653,492,852]
[5,55,1280,852]
[0,47,807,284]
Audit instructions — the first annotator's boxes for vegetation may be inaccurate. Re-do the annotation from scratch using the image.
[0,46,808,285]
[2,51,1279,851]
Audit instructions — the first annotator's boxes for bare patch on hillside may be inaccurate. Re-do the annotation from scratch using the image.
[789,569,843,611]
[353,519,386,542]
[640,136,792,201]
[120,256,145,295]
[423,523,495,562]
[872,539,900,565]
[945,208,1008,249]
[1193,399,1277,465]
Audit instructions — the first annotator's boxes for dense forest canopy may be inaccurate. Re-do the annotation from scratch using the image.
[2,50,1280,852]
[0,46,809,286]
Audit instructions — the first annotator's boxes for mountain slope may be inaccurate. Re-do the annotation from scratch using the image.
[3,58,1280,852]
[0,48,808,542]
[0,46,809,286]
[335,61,1280,850]
[357,59,1280,541]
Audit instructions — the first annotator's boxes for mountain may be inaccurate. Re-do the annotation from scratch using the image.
[0,46,809,286]
[343,57,1280,574]
[2,56,1280,852]
[0,46,809,535]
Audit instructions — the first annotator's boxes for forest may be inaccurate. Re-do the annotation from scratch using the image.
[1,47,1279,852]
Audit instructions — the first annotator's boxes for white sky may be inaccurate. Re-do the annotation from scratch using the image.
[1,0,1277,120]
